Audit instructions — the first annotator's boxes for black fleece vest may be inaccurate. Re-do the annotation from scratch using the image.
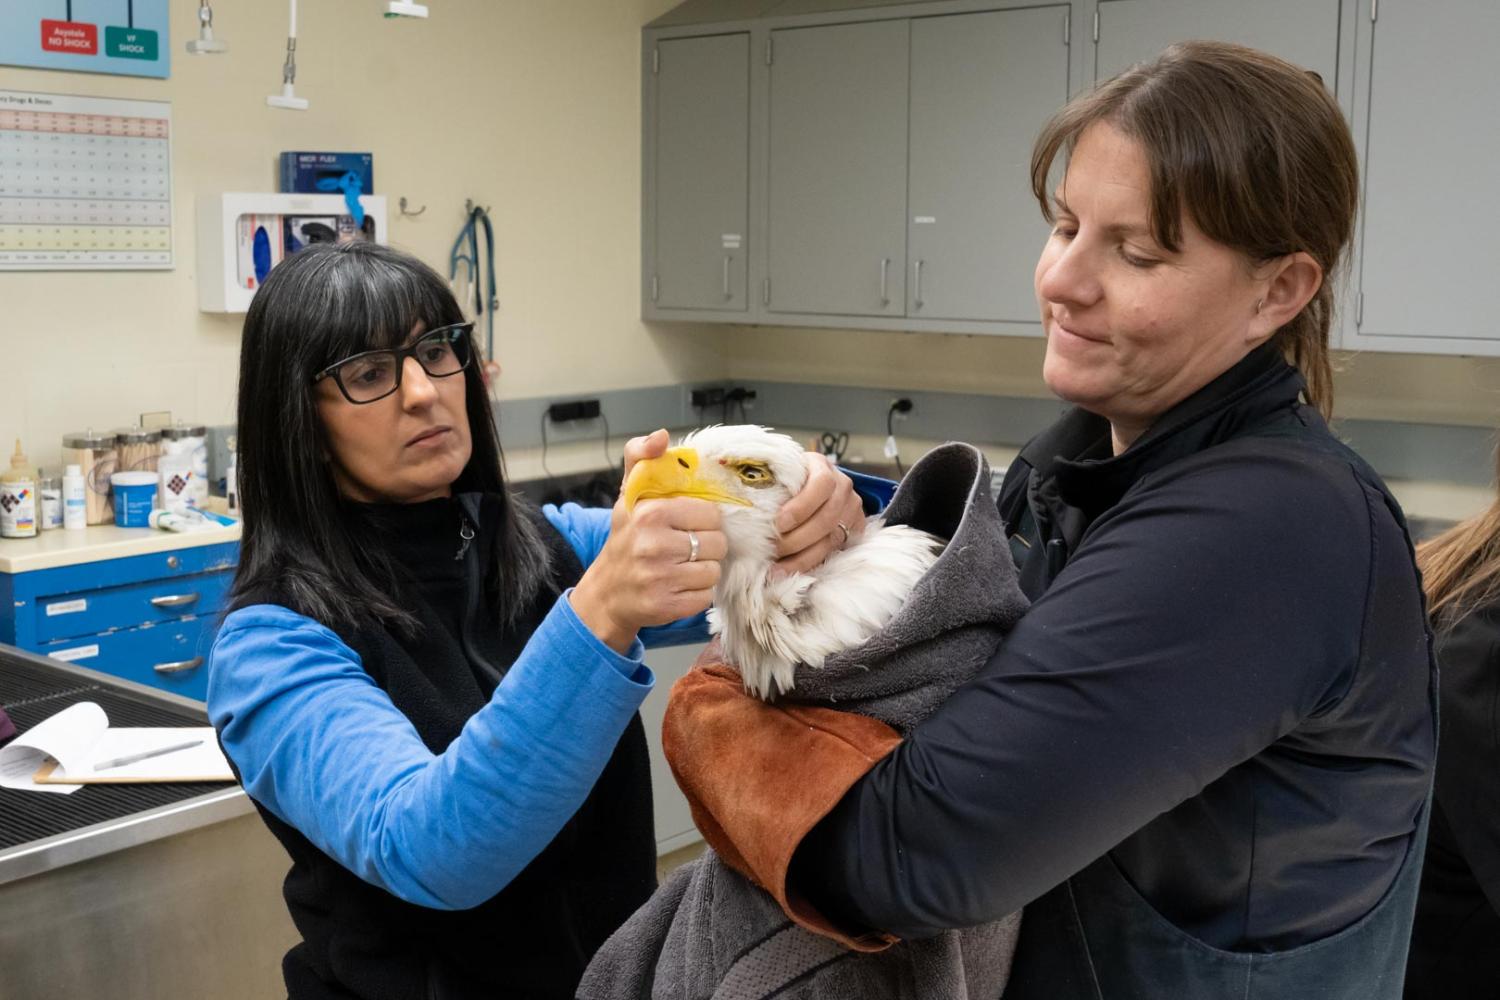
[997,350,1436,998]
[251,496,656,1000]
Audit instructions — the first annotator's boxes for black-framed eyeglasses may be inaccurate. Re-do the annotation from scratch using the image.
[313,322,475,404]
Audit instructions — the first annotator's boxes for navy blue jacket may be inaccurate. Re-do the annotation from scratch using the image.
[792,346,1435,960]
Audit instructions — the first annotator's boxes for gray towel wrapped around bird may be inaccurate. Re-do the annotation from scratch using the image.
[578,442,1029,1000]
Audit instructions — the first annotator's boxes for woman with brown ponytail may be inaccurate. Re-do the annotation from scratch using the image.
[660,41,1436,999]
[1405,477,1500,999]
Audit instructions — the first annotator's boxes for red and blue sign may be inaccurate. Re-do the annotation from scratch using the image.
[4,1,169,79]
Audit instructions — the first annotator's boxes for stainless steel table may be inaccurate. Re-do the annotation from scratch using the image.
[0,644,297,1000]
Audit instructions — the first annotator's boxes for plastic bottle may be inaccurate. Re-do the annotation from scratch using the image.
[148,508,210,533]
[0,438,38,539]
[63,464,87,530]
[38,473,62,530]
[225,434,239,517]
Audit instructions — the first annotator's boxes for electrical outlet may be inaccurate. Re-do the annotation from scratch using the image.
[690,387,726,409]
[547,399,601,423]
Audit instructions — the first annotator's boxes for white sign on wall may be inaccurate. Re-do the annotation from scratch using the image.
[0,89,173,271]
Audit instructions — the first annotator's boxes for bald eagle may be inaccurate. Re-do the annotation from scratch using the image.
[623,425,945,700]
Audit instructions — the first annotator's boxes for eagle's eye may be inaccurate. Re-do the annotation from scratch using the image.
[734,462,774,488]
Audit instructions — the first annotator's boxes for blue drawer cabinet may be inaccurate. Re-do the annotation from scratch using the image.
[39,616,219,702]
[0,537,239,704]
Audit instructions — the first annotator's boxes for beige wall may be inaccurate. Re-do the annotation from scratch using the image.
[0,0,728,473]
[4,0,1496,480]
[724,328,1500,429]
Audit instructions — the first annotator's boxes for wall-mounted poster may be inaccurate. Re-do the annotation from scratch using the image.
[1,1,171,79]
[0,89,173,270]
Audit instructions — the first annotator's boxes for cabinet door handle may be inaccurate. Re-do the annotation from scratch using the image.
[880,258,891,306]
[913,259,925,310]
[723,255,733,300]
[150,593,200,608]
[154,656,204,674]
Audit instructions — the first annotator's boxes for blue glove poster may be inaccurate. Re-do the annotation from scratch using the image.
[1,1,171,79]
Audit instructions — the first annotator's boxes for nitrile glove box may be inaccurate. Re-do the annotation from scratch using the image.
[278,152,374,194]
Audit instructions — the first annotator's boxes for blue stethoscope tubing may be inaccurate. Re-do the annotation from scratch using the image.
[449,204,497,362]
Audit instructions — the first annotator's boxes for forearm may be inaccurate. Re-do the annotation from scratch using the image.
[361,597,651,906]
[212,599,652,909]
[790,669,1218,938]
[788,466,1370,937]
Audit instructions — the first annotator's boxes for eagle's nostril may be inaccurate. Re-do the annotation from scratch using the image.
[677,457,690,469]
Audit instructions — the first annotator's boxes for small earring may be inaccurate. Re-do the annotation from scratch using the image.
[1254,298,1265,315]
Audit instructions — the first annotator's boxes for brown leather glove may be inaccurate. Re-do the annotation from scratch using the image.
[663,642,903,952]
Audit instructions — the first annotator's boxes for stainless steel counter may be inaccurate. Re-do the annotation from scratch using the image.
[0,645,297,1000]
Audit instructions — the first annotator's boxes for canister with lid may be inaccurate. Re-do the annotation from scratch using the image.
[158,424,209,511]
[62,430,117,525]
[114,427,162,475]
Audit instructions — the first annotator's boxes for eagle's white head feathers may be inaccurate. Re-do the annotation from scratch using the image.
[624,425,943,700]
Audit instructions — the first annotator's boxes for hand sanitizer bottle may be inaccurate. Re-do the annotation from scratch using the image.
[63,464,88,530]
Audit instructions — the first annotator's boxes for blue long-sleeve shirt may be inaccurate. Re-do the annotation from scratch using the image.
[208,503,708,911]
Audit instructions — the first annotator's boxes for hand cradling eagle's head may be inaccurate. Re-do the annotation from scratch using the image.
[624,425,943,700]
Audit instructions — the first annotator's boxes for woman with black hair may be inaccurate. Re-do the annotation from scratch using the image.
[207,241,863,1000]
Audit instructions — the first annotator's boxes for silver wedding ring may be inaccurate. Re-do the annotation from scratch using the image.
[836,522,851,546]
[686,530,701,563]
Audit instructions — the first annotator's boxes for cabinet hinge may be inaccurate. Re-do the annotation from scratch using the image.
[652,47,659,74]
[1063,11,1071,45]
[1356,292,1364,326]
[765,37,773,66]
[651,275,660,303]
[762,277,771,305]
[1092,10,1100,43]
[1371,0,1378,22]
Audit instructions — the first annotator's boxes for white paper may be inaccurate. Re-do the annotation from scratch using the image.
[0,701,105,794]
[0,701,232,792]
[52,727,229,782]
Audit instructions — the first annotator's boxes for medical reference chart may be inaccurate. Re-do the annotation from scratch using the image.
[0,89,173,270]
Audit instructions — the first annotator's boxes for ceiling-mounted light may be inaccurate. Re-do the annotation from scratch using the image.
[268,0,309,110]
[185,0,228,54]
[385,2,430,18]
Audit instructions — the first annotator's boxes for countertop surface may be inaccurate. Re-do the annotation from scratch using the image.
[1,433,1478,575]
[504,428,1488,528]
[0,520,241,575]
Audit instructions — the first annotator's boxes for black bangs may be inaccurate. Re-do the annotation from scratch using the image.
[307,243,466,370]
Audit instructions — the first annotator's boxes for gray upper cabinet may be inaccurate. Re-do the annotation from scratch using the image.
[642,0,1493,357]
[648,32,751,312]
[1351,0,1498,351]
[908,6,1070,323]
[765,20,910,317]
[1093,0,1341,86]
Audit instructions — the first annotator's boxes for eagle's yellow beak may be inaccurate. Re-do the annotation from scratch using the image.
[622,447,753,511]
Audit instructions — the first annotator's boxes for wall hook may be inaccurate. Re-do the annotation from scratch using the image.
[399,196,427,217]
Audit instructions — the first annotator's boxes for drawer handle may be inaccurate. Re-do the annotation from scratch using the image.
[150,593,201,608]
[154,657,204,675]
